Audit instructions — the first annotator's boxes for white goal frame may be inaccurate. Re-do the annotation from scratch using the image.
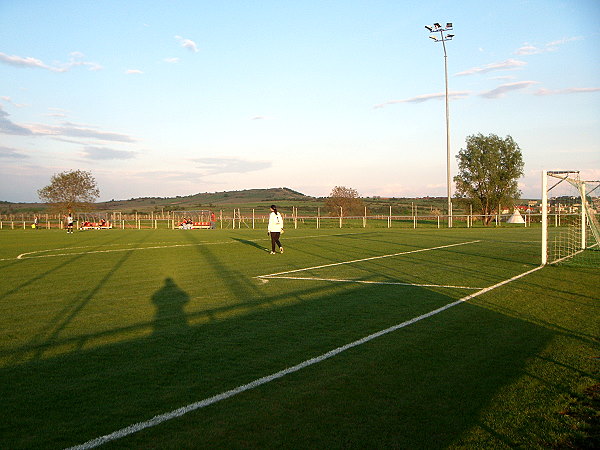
[541,170,600,265]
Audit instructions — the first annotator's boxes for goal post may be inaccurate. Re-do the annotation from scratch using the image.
[542,170,600,266]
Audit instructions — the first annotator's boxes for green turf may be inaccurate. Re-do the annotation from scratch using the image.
[0,227,597,448]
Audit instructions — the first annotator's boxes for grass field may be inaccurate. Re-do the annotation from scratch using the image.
[0,226,598,449]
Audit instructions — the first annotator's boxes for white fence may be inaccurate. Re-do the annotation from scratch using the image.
[0,209,578,231]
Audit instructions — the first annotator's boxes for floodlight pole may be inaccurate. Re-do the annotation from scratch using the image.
[426,22,454,227]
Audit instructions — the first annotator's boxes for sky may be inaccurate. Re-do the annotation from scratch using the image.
[1,0,599,203]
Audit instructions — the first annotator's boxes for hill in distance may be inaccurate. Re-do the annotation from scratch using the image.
[1,187,455,215]
[1,187,315,213]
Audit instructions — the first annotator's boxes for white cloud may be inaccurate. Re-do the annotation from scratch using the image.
[4,118,137,143]
[373,91,470,108]
[0,52,63,71]
[66,53,103,71]
[514,45,543,56]
[175,35,199,52]
[82,146,137,160]
[125,69,144,75]
[479,81,539,99]
[0,51,101,72]
[193,157,271,175]
[0,96,27,108]
[489,75,517,81]
[164,57,180,64]
[534,87,600,96]
[455,59,526,76]
[0,106,34,135]
[515,36,583,55]
[38,122,136,142]
[0,145,28,159]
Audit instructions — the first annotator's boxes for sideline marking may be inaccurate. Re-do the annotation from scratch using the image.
[257,240,481,279]
[65,265,543,450]
[11,232,367,261]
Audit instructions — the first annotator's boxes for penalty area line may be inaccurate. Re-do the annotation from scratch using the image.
[256,239,481,279]
[260,276,484,290]
[65,263,542,450]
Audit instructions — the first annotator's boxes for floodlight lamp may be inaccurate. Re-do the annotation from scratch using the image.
[425,25,433,31]
[447,34,454,39]
[429,36,438,41]
[446,23,453,29]
[434,22,441,28]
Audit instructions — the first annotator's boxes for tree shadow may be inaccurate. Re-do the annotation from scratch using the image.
[3,232,153,365]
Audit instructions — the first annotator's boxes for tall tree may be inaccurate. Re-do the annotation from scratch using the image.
[38,169,100,213]
[325,186,365,217]
[454,134,524,225]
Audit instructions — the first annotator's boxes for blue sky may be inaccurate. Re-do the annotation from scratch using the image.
[1,0,599,202]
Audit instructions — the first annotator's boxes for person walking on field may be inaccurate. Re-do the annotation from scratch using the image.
[268,205,284,254]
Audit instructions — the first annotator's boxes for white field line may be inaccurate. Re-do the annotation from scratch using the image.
[16,242,228,260]
[257,240,481,279]
[15,241,197,259]
[9,232,365,261]
[65,265,543,450]
[261,276,484,290]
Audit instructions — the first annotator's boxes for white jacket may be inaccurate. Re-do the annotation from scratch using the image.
[268,212,284,232]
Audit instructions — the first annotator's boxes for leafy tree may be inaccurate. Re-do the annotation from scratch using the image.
[325,186,365,216]
[454,133,524,225]
[37,169,100,213]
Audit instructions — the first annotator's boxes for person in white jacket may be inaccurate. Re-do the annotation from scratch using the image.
[268,205,284,254]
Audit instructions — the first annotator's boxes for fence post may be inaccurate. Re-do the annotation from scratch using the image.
[413,204,417,229]
[317,207,320,229]
[388,206,391,228]
[339,207,343,228]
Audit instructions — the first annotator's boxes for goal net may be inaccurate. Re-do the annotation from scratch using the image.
[542,170,600,266]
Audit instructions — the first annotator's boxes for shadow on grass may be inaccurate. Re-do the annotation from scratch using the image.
[230,237,269,252]
[0,232,593,448]
[152,277,190,334]
[0,286,562,449]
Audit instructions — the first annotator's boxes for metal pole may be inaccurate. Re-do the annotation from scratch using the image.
[441,36,452,228]
[580,182,586,250]
[541,170,548,265]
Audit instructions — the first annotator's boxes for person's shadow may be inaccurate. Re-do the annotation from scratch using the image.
[151,277,190,335]
[231,237,269,252]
